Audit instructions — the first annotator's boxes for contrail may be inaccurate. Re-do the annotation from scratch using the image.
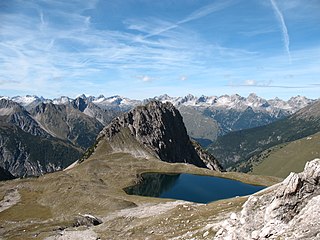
[178,0,236,24]
[144,0,236,39]
[270,0,291,62]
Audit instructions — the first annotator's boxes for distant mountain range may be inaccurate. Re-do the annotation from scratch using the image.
[1,93,314,145]
[0,93,316,177]
[151,94,315,143]
[1,93,313,114]
[1,94,140,111]
[151,93,312,114]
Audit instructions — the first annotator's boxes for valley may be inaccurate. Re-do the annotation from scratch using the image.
[0,94,319,240]
[0,151,278,240]
[208,100,320,169]
[2,1,319,239]
[0,93,313,177]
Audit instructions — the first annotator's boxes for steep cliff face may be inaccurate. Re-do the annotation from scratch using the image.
[0,100,84,177]
[215,158,320,239]
[0,99,49,137]
[97,101,221,171]
[30,102,104,149]
[0,122,82,177]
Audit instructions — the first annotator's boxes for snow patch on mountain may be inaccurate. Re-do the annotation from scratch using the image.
[153,93,314,114]
[2,93,315,114]
[52,96,72,105]
[10,95,45,107]
[92,95,141,110]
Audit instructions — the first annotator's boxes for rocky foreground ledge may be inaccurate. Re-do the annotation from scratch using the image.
[215,158,320,240]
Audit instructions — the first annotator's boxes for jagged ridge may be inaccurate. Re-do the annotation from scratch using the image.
[96,101,221,171]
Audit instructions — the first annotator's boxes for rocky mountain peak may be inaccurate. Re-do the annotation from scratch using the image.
[72,97,88,112]
[196,95,208,103]
[52,96,72,105]
[0,99,24,113]
[0,99,49,137]
[292,99,320,121]
[247,92,258,99]
[76,94,87,99]
[32,102,56,114]
[95,94,105,101]
[97,101,221,171]
[215,158,320,239]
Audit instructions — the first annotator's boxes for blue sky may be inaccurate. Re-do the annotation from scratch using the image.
[0,0,319,100]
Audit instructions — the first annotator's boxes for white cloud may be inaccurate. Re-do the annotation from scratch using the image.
[0,1,211,92]
[135,75,154,82]
[228,79,314,89]
[180,75,188,81]
[0,0,318,99]
[244,79,257,86]
[239,28,276,37]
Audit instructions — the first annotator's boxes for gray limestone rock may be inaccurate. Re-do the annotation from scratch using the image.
[215,158,320,239]
[73,214,103,227]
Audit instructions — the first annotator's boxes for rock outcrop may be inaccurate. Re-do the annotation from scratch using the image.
[97,101,221,171]
[215,158,320,239]
[73,214,103,227]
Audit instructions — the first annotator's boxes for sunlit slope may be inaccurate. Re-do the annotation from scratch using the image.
[208,100,320,168]
[251,132,320,178]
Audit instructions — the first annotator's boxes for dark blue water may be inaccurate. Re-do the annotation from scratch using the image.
[125,173,265,203]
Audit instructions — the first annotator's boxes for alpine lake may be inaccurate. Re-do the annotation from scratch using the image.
[125,173,265,204]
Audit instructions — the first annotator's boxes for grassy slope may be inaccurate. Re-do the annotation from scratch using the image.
[208,113,320,169]
[251,132,320,178]
[0,127,280,240]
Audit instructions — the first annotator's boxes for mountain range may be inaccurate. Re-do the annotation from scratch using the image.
[0,97,121,177]
[1,93,314,145]
[0,99,273,239]
[1,97,318,239]
[2,93,312,115]
[152,93,314,145]
[151,93,312,114]
[0,93,316,178]
[208,99,320,170]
